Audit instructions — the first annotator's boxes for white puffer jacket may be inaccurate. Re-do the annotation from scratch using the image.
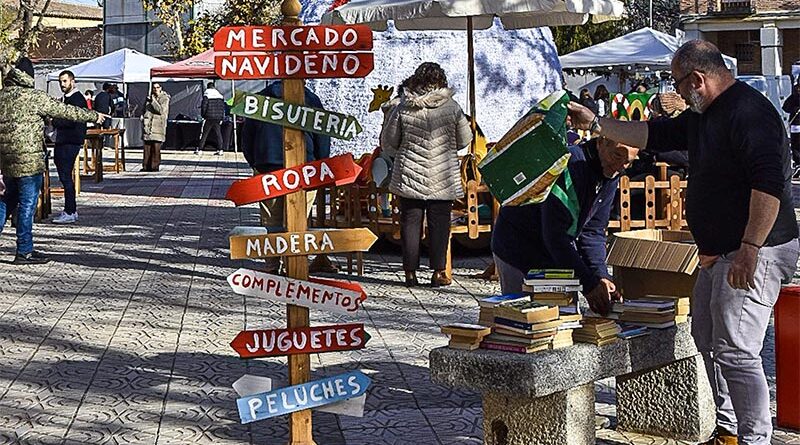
[380,87,472,201]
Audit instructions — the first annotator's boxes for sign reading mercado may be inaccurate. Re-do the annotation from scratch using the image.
[213,25,374,80]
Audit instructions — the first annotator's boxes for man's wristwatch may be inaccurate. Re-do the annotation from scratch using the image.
[589,115,602,134]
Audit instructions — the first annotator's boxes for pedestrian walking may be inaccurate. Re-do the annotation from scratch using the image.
[568,40,799,445]
[196,82,225,155]
[781,82,800,177]
[0,58,105,264]
[51,70,89,224]
[380,62,472,287]
[142,83,170,172]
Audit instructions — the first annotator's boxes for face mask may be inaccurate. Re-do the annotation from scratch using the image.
[688,88,704,113]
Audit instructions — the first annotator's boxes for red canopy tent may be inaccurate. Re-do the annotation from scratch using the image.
[150,49,216,79]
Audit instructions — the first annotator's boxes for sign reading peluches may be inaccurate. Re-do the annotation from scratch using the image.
[230,91,363,141]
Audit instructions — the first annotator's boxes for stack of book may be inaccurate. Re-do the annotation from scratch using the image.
[618,324,649,339]
[481,300,562,353]
[523,270,581,308]
[573,317,620,346]
[613,295,689,329]
[441,323,492,350]
[478,293,529,326]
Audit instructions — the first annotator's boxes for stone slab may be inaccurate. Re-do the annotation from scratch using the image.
[430,322,698,398]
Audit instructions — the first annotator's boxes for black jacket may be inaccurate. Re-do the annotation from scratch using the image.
[783,92,800,126]
[201,89,226,121]
[93,91,112,115]
[52,91,89,146]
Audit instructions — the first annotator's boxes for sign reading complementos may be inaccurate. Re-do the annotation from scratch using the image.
[236,370,371,424]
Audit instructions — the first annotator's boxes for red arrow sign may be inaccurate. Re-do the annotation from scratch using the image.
[226,154,362,206]
[214,25,373,52]
[230,323,370,358]
[215,52,374,80]
[309,277,366,302]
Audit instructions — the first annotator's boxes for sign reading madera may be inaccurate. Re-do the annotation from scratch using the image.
[225,154,362,206]
[227,268,366,314]
[230,323,369,358]
[230,91,363,141]
[237,370,371,424]
[228,227,377,259]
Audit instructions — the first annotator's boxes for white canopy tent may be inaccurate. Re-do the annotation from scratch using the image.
[46,48,170,83]
[560,27,737,75]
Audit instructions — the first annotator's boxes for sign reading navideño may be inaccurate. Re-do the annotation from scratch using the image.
[215,53,374,80]
[230,92,363,141]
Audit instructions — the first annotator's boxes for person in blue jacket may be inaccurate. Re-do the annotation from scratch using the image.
[491,137,638,314]
[241,80,333,274]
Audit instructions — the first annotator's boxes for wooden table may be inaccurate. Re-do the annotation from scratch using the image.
[83,128,125,182]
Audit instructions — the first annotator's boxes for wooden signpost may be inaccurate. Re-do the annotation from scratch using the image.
[237,370,371,424]
[217,2,376,441]
[227,268,366,314]
[228,227,378,260]
[230,323,370,358]
[230,91,364,140]
[225,154,362,206]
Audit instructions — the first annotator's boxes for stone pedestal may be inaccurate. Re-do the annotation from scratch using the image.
[616,354,715,441]
[482,383,594,445]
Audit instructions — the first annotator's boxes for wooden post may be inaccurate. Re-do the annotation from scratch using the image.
[645,176,655,229]
[619,175,631,232]
[280,1,315,444]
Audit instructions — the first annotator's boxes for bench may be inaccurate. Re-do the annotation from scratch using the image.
[429,322,715,445]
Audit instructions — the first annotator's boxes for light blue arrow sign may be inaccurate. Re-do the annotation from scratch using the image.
[236,370,371,424]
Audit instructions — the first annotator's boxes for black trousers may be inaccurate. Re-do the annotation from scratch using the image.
[54,144,81,214]
[399,197,453,272]
[198,120,223,151]
[143,141,161,171]
[791,133,800,166]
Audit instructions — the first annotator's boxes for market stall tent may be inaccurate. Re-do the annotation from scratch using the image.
[560,27,737,74]
[150,49,215,79]
[46,48,170,83]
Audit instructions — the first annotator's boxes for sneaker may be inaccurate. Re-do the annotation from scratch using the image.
[194,148,200,155]
[52,212,78,224]
[14,251,50,265]
[214,150,224,156]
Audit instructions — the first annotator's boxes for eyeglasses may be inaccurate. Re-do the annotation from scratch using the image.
[671,71,694,90]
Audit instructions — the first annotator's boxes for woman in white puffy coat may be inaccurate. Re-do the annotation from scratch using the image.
[380,62,472,287]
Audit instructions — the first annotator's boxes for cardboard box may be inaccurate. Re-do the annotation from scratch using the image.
[606,229,699,300]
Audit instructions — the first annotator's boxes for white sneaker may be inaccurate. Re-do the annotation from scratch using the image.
[214,150,223,156]
[53,212,78,224]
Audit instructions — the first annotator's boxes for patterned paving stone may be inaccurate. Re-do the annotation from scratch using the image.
[0,150,798,444]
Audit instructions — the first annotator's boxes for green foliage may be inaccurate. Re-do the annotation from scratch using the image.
[551,0,679,55]
[182,0,282,57]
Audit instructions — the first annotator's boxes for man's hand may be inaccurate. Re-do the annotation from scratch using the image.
[566,102,596,131]
[585,278,621,315]
[95,113,110,124]
[728,245,758,290]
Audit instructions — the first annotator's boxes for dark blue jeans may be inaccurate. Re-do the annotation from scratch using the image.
[0,173,43,255]
[54,144,81,214]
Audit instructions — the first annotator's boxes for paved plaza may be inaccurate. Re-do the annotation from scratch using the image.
[0,149,798,444]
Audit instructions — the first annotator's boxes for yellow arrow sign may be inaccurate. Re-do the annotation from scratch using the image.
[229,227,378,259]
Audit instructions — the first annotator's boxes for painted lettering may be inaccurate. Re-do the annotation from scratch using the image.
[247,398,262,420]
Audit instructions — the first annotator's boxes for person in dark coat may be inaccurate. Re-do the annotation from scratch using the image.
[782,82,800,176]
[51,70,90,224]
[491,137,638,314]
[92,83,113,129]
[196,82,226,155]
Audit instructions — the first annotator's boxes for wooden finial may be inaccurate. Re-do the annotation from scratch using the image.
[281,0,303,25]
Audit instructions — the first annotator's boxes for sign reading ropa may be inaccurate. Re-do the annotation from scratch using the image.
[213,25,374,80]
[229,91,363,141]
[237,370,370,424]
[230,323,370,358]
[227,268,366,314]
[226,154,362,206]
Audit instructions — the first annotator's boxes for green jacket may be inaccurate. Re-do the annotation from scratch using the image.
[0,68,99,178]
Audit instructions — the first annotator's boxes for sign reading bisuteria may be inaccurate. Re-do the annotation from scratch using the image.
[229,91,363,140]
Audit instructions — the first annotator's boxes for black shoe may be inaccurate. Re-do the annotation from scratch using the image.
[404,271,419,287]
[14,251,50,265]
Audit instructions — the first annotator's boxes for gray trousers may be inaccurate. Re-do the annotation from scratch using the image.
[494,253,525,294]
[692,239,799,445]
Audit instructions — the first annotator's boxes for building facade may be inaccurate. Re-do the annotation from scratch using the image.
[680,0,800,76]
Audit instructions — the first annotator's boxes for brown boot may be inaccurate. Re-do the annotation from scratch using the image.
[431,270,452,287]
[701,427,738,445]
